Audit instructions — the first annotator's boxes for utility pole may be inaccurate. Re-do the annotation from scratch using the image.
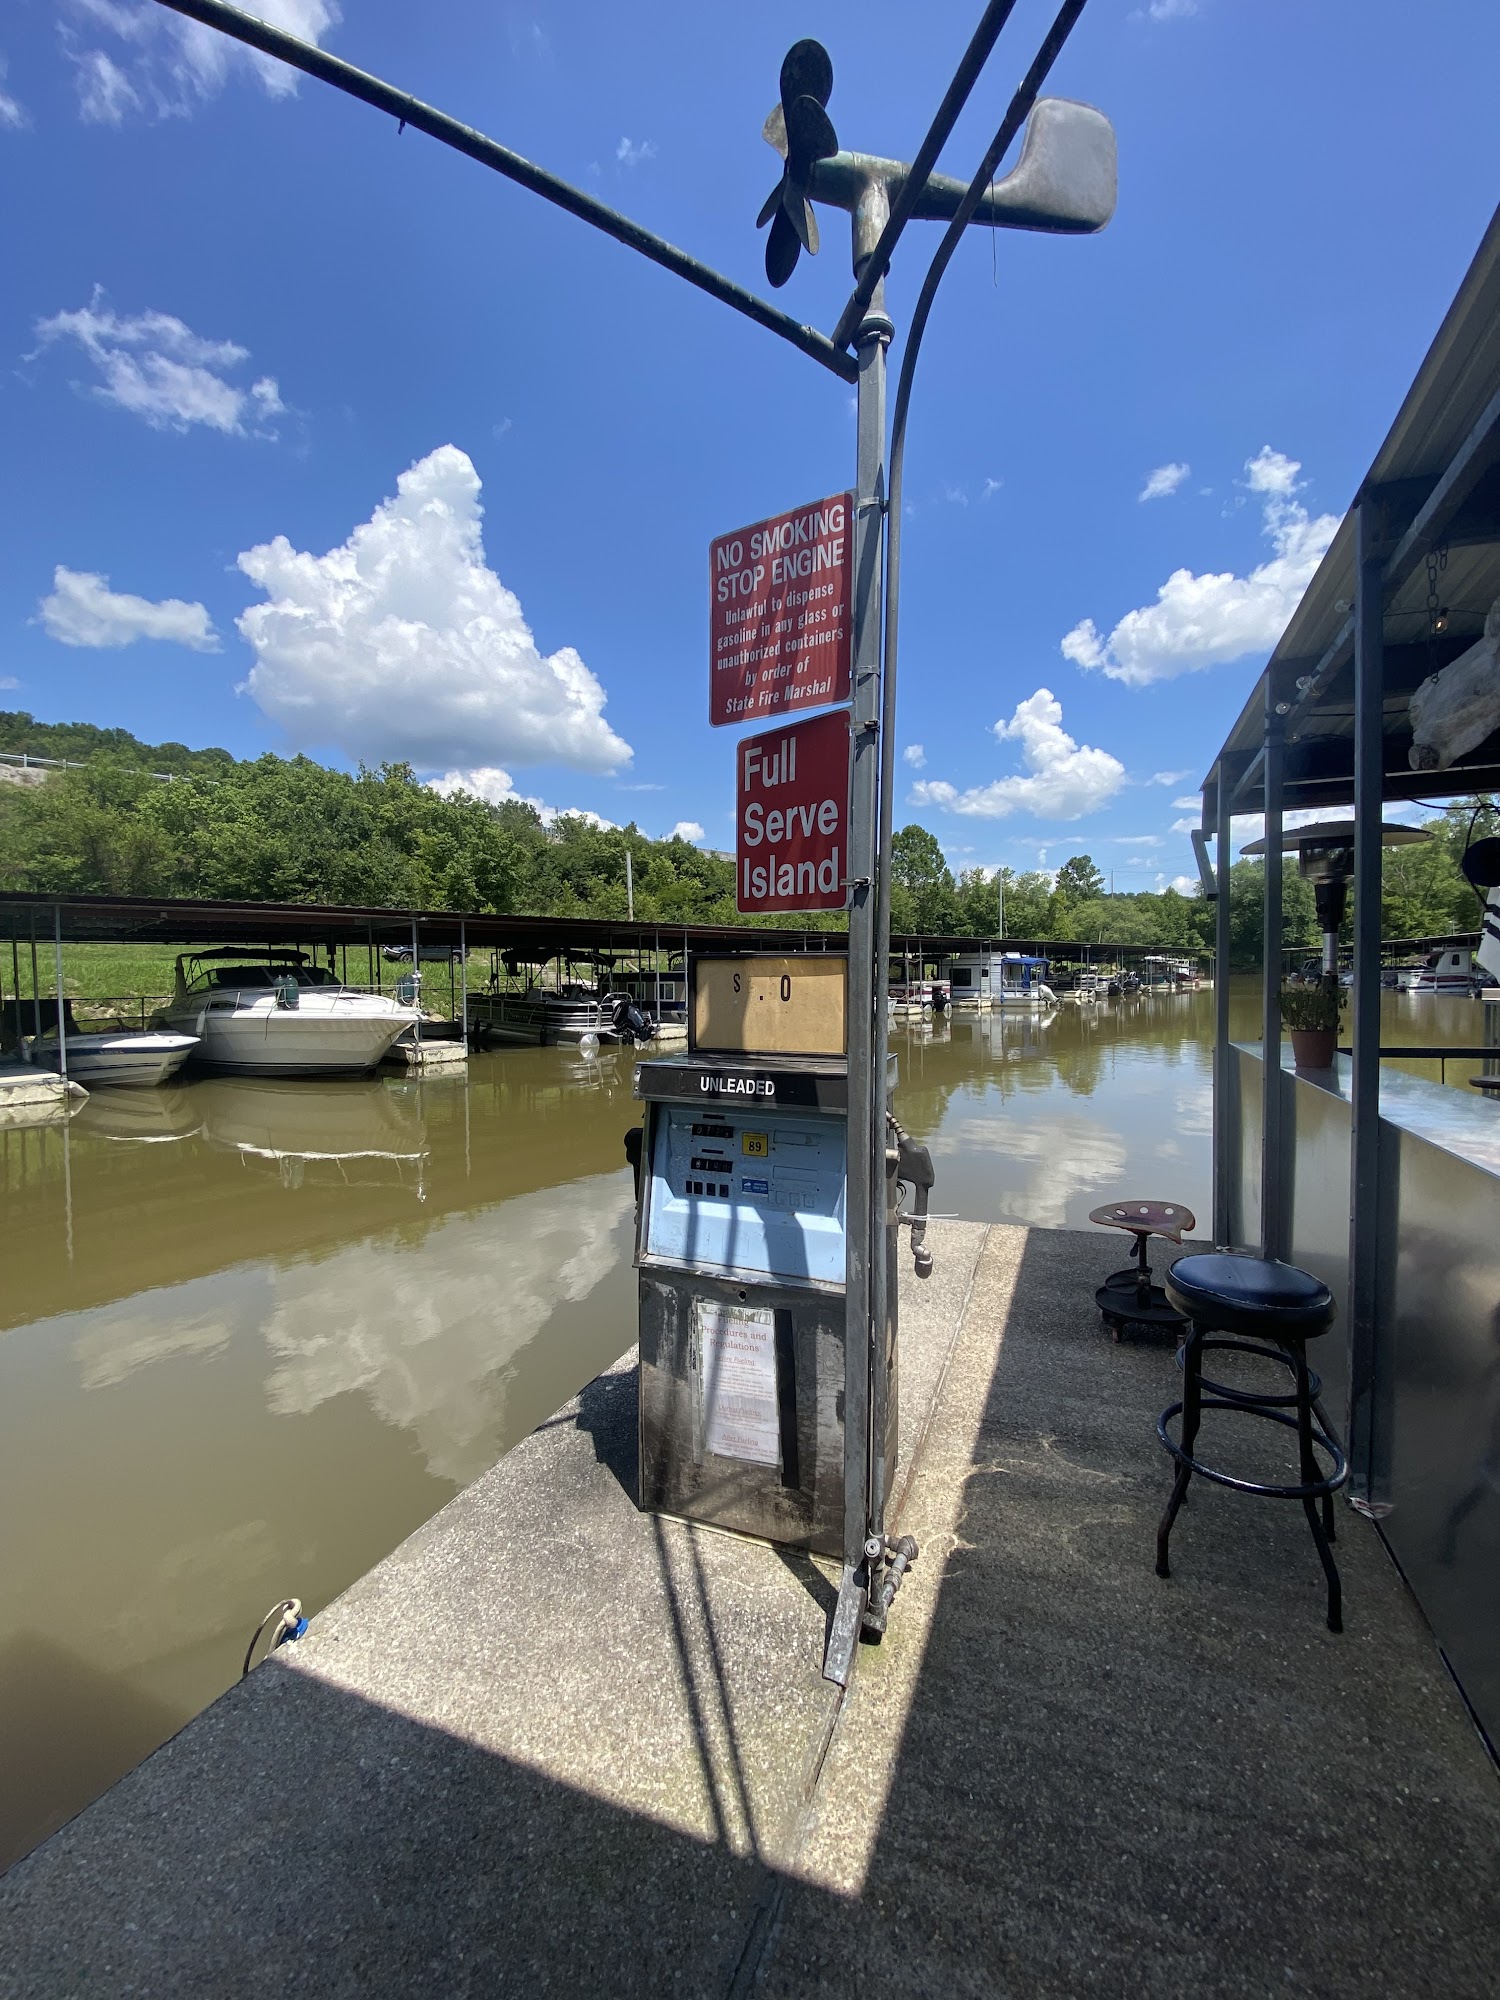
[624,848,635,921]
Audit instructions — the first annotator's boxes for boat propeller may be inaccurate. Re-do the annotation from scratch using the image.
[757,38,839,288]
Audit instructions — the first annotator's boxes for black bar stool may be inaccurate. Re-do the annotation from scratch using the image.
[1155,1253,1348,1632]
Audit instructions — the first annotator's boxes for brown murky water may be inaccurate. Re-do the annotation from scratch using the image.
[0,980,1486,1867]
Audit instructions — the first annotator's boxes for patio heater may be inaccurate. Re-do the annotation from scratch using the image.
[1241,821,1429,988]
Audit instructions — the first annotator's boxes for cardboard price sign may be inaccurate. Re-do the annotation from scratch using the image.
[736,708,850,915]
[709,492,853,727]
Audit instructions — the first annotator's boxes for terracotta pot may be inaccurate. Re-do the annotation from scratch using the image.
[1289,1026,1338,1071]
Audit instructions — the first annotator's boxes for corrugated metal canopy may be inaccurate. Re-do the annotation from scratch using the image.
[0,890,1203,966]
[1206,202,1500,817]
[0,892,847,957]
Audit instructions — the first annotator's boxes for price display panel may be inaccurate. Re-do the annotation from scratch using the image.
[691,955,846,1056]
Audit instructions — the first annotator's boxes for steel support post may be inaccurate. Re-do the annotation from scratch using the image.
[1347,492,1388,1505]
[52,905,68,1086]
[1211,759,1237,1247]
[826,301,891,1687]
[1259,690,1286,1259]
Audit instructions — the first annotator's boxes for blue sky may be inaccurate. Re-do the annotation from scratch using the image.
[3,0,1498,885]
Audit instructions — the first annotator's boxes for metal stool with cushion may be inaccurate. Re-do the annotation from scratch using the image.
[1155,1253,1348,1632]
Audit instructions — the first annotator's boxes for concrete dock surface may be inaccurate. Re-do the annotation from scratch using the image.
[2,1222,1497,1996]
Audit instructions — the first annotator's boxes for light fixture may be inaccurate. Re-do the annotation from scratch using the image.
[1433,606,1450,634]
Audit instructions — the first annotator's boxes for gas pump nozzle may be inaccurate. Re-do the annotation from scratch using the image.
[888,1118,935,1278]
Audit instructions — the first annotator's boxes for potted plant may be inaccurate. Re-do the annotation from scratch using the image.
[1278,979,1346,1071]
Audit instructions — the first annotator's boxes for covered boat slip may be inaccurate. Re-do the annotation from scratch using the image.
[1200,201,1500,1751]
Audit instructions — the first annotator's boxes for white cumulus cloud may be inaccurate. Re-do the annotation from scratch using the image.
[0,54,30,128]
[1062,447,1338,688]
[909,688,1124,821]
[669,820,705,843]
[240,449,632,775]
[1172,794,1201,809]
[1243,445,1302,495]
[1139,461,1189,502]
[31,291,285,435]
[427,767,618,829]
[38,565,218,651]
[616,136,656,167]
[63,0,338,121]
[903,743,926,769]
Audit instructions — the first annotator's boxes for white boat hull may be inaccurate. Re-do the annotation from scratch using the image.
[23,1031,199,1088]
[163,1003,414,1075]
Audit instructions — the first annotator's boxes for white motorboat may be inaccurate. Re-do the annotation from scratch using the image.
[23,1027,198,1088]
[160,950,419,1076]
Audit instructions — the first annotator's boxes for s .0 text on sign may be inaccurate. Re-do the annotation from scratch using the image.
[709,492,853,727]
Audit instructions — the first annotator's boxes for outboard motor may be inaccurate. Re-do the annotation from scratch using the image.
[609,992,656,1045]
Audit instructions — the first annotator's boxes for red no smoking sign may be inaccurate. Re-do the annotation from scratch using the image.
[709,492,853,728]
[736,708,851,915]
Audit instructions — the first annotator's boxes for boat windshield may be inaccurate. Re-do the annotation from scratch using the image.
[195,964,341,990]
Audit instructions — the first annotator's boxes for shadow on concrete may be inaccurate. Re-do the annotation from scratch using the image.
[572,1358,639,1502]
[758,1225,1500,1999]
[1,1660,781,1996]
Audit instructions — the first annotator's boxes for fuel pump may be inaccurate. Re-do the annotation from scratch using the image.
[625,954,933,1653]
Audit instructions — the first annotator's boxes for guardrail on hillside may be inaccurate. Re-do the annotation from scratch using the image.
[0,752,181,782]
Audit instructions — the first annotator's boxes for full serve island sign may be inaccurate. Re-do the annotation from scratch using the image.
[711,494,854,918]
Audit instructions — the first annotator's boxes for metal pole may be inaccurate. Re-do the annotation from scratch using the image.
[147,0,858,384]
[625,848,635,921]
[827,293,891,1681]
[1212,758,1235,1247]
[1259,686,1285,1258]
[459,919,468,1052]
[1348,492,1387,1505]
[30,920,41,1040]
[52,906,68,1085]
[411,917,422,1052]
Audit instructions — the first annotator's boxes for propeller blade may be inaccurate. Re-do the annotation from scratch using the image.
[784,94,838,176]
[783,183,819,257]
[765,207,800,289]
[756,179,783,230]
[779,38,832,112]
[762,102,787,160]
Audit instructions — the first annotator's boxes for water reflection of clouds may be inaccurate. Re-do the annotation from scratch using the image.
[67,1174,632,1487]
[262,1178,632,1484]
[76,1298,239,1389]
[929,1114,1128,1229]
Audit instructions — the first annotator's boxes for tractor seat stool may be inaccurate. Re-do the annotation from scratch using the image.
[1155,1252,1348,1632]
[1088,1199,1196,1339]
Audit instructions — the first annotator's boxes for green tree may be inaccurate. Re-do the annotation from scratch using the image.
[889,823,958,932]
[1053,853,1105,904]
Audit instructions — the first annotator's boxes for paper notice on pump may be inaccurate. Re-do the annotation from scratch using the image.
[696,1300,780,1467]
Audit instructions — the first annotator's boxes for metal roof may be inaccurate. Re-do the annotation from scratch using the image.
[0,892,847,958]
[1207,202,1500,817]
[0,890,1203,966]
